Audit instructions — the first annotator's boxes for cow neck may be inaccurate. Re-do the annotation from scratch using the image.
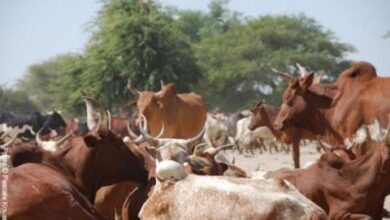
[302,89,344,144]
[50,139,99,202]
[262,104,282,139]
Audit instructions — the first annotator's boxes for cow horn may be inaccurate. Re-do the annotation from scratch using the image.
[54,130,74,147]
[127,80,140,97]
[317,139,332,151]
[193,143,208,155]
[36,128,45,147]
[384,114,390,144]
[160,80,165,90]
[107,110,112,130]
[204,143,234,156]
[271,68,295,83]
[181,127,206,148]
[98,110,111,134]
[0,135,17,149]
[127,118,164,143]
[314,70,325,84]
[296,63,308,78]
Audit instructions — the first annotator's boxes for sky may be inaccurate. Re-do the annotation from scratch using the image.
[0,0,389,87]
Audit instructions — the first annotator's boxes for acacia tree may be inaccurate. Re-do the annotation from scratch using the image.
[0,86,39,114]
[81,0,201,110]
[195,15,355,111]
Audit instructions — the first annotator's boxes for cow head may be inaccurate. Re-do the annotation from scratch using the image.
[273,73,315,131]
[81,112,149,186]
[248,101,268,130]
[42,111,67,137]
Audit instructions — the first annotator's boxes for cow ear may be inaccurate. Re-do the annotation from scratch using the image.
[300,72,315,93]
[83,135,99,148]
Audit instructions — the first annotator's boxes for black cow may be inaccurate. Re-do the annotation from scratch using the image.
[0,111,66,143]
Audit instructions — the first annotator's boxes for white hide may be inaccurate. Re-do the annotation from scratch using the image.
[235,116,274,147]
[140,174,326,220]
[0,154,11,170]
[0,123,34,142]
[155,160,188,181]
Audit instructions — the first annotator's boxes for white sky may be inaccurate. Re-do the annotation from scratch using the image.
[0,0,389,87]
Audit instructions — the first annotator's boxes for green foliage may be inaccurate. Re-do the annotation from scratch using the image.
[17,0,356,114]
[173,0,241,42]
[19,54,85,116]
[81,0,201,111]
[195,14,354,111]
[0,86,39,114]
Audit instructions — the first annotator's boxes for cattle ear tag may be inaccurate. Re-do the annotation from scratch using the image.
[83,135,99,148]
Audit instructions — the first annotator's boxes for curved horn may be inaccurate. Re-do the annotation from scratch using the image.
[0,135,17,149]
[127,117,148,143]
[107,110,112,130]
[98,110,110,134]
[133,115,164,144]
[271,68,295,83]
[54,130,74,147]
[204,143,234,156]
[36,128,45,147]
[160,80,165,90]
[296,63,308,78]
[182,127,206,148]
[314,70,325,84]
[127,80,140,97]
[317,139,332,151]
[193,143,208,155]
[384,114,390,143]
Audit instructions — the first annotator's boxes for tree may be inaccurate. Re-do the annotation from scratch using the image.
[19,54,85,116]
[0,86,39,114]
[195,14,355,111]
[81,0,201,110]
[173,0,241,42]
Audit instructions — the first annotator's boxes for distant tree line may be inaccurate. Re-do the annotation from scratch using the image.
[11,0,354,115]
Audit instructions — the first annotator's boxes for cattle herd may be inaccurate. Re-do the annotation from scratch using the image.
[1,61,389,219]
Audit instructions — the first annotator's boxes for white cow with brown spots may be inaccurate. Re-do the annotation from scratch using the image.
[139,161,327,220]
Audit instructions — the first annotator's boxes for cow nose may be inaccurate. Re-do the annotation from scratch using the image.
[273,122,282,131]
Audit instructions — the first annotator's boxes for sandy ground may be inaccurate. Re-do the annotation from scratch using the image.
[223,143,390,219]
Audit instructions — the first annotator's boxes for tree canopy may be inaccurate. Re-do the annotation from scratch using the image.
[15,0,355,115]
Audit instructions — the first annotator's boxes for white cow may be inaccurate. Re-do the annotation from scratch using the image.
[140,162,327,220]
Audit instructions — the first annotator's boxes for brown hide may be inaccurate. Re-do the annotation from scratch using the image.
[249,101,316,168]
[267,142,390,219]
[274,62,390,146]
[3,130,148,220]
[95,141,155,220]
[132,83,207,138]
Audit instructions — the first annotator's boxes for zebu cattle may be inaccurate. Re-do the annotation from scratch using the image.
[203,112,245,147]
[0,111,66,143]
[138,161,327,220]
[2,111,148,220]
[249,101,317,168]
[273,62,390,151]
[128,81,207,138]
[267,138,390,219]
[235,113,284,154]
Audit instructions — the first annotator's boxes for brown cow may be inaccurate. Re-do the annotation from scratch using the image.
[128,81,207,138]
[3,112,149,220]
[248,101,316,168]
[273,62,390,148]
[267,140,390,219]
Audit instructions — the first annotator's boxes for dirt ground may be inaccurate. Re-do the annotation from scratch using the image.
[223,143,390,219]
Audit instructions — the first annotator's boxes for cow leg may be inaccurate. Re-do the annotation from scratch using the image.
[292,139,300,168]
